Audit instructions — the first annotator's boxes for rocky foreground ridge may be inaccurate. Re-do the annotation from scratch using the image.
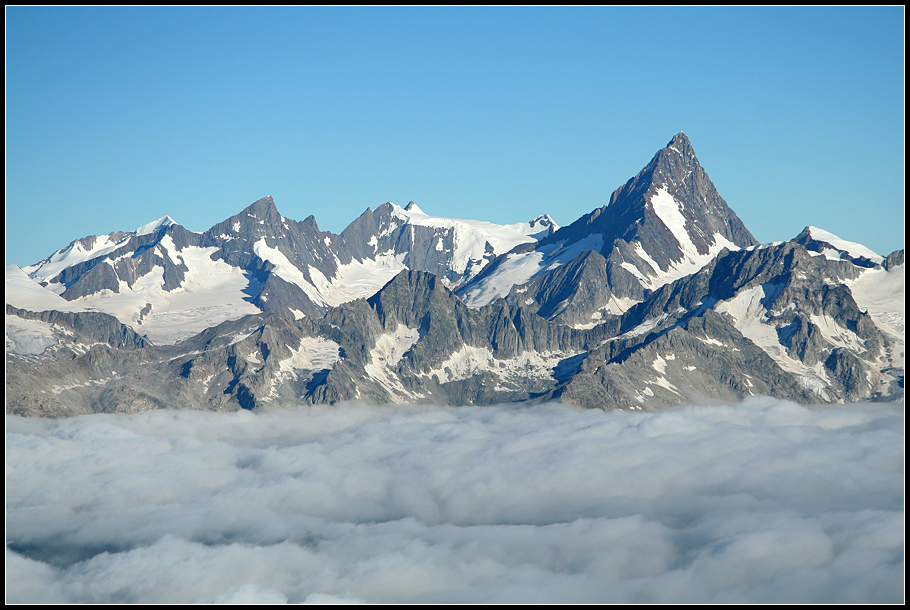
[6,133,904,416]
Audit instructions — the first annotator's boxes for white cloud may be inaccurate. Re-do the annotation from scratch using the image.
[5,398,904,603]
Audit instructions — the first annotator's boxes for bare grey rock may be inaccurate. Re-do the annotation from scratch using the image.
[7,134,902,417]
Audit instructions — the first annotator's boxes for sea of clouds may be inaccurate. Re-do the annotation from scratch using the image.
[6,397,904,604]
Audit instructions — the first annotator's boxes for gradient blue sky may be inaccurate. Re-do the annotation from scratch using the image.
[6,6,904,267]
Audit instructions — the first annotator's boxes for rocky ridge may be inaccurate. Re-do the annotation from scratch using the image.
[7,134,904,416]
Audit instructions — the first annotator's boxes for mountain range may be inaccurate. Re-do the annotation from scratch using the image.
[6,133,904,417]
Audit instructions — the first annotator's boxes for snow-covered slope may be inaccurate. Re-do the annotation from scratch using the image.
[459,233,605,307]
[23,216,178,284]
[63,239,262,345]
[337,201,558,290]
[635,186,741,288]
[9,247,262,345]
[792,226,885,267]
[10,198,559,343]
[388,201,558,277]
[6,132,904,417]
[805,225,884,263]
[6,265,84,312]
[458,132,757,312]
[847,263,904,359]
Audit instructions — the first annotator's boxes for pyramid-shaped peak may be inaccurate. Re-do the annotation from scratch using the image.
[669,131,690,145]
[381,269,462,304]
[135,215,177,236]
[665,132,695,157]
[242,195,279,217]
[529,213,557,227]
[404,201,426,215]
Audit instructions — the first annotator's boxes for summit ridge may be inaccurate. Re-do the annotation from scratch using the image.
[7,134,903,416]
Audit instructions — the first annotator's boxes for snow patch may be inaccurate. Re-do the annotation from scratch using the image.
[228,330,258,345]
[460,233,604,308]
[624,186,741,290]
[633,242,661,274]
[364,325,422,402]
[64,244,261,345]
[253,238,324,304]
[716,284,833,400]
[624,314,671,338]
[321,252,409,308]
[272,336,343,392]
[425,345,495,384]
[648,375,680,394]
[5,315,59,355]
[809,314,868,353]
[425,345,582,388]
[388,202,556,279]
[651,187,696,256]
[371,325,420,365]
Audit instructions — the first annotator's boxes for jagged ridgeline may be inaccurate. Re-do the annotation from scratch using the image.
[6,133,904,416]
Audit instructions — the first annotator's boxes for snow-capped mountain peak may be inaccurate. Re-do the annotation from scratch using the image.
[662,131,695,158]
[338,200,558,286]
[135,216,177,236]
[6,133,904,418]
[792,226,884,267]
[23,215,187,285]
[404,200,424,214]
[12,195,562,343]
[458,133,757,308]
[522,214,559,239]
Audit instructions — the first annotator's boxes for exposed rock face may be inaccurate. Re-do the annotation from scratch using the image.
[883,249,904,271]
[6,305,152,352]
[501,249,645,327]
[339,201,557,287]
[35,222,200,299]
[457,132,760,323]
[7,133,902,417]
[7,240,902,416]
[18,196,556,338]
[544,132,757,267]
[565,242,897,407]
[205,196,342,295]
[790,225,885,268]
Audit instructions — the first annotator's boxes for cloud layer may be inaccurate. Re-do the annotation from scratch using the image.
[6,398,904,603]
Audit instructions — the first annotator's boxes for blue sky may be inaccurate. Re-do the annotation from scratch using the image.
[6,6,904,266]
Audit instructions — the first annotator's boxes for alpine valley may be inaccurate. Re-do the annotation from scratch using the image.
[6,133,904,417]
